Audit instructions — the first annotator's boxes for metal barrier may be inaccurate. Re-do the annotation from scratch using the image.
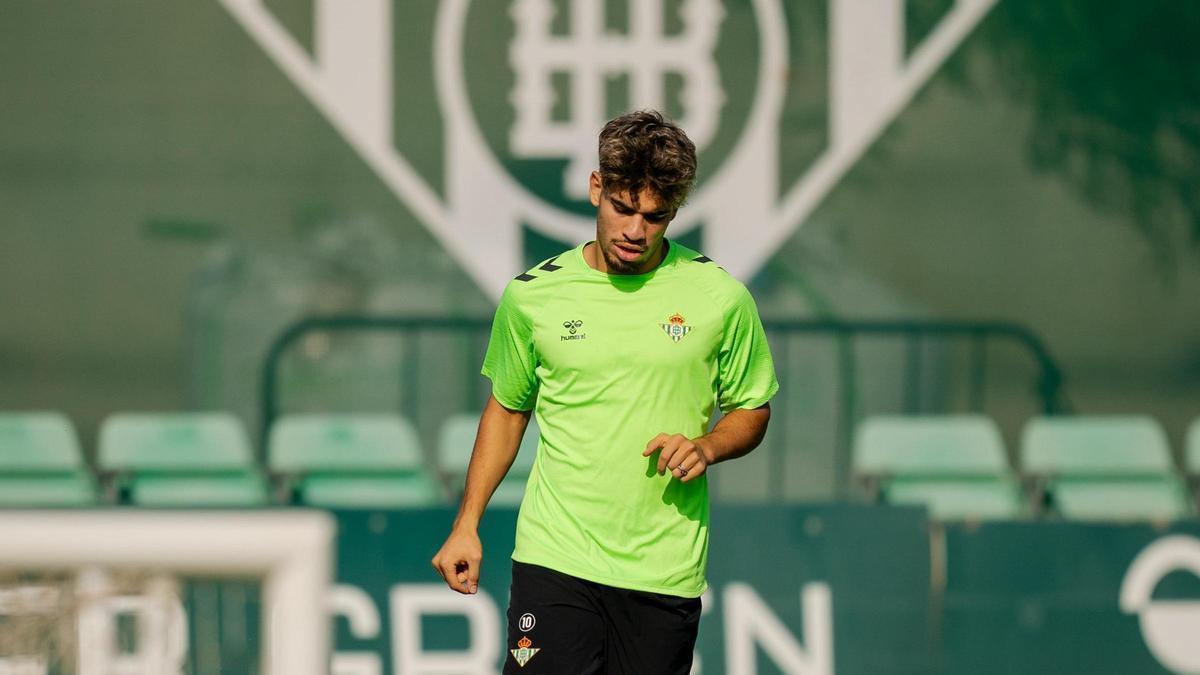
[760,319,1065,498]
[261,317,1065,498]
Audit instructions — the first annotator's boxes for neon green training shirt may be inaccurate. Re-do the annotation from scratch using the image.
[482,240,779,597]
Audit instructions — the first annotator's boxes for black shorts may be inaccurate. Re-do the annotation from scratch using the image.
[503,560,702,674]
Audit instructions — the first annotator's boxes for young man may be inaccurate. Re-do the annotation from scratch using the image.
[432,109,778,674]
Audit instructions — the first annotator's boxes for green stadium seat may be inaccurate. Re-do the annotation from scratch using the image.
[0,473,97,506]
[0,412,96,506]
[1021,416,1191,521]
[98,412,267,506]
[269,413,441,507]
[1050,476,1191,521]
[302,473,442,507]
[128,473,269,507]
[0,412,83,470]
[884,477,1024,521]
[853,415,1024,520]
[438,413,539,506]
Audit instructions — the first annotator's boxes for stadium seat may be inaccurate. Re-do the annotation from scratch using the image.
[438,413,539,506]
[1020,415,1191,521]
[269,413,442,507]
[853,415,1024,520]
[98,412,268,506]
[0,412,96,505]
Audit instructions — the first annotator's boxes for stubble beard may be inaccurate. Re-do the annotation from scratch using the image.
[602,241,641,274]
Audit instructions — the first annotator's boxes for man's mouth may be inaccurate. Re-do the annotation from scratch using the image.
[613,242,644,262]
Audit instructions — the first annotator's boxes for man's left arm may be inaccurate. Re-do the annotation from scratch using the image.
[644,404,771,482]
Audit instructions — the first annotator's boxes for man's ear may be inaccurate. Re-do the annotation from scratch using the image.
[589,171,602,207]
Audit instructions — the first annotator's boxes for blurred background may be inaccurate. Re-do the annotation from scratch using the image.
[2,1,1200,672]
[3,0,1197,500]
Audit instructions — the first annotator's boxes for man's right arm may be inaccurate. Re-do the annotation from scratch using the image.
[431,393,531,594]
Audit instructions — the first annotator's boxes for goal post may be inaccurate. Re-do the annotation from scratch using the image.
[0,510,335,675]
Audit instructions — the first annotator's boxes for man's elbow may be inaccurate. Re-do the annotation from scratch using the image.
[750,402,771,425]
[736,403,771,450]
[753,403,771,445]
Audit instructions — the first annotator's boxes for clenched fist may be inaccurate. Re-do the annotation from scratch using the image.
[431,527,483,594]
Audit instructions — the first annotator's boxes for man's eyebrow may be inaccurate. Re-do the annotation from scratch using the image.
[608,195,633,210]
[609,195,669,218]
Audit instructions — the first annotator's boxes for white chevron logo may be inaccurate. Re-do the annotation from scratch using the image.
[216,0,997,300]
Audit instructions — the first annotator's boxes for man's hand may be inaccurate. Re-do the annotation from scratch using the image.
[431,528,483,594]
[643,433,712,483]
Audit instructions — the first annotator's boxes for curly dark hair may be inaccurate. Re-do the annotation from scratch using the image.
[597,110,697,211]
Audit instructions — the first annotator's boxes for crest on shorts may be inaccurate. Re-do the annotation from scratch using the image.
[510,635,541,668]
[660,314,692,344]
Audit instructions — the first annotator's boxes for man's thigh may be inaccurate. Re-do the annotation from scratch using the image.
[600,588,702,675]
[504,561,605,674]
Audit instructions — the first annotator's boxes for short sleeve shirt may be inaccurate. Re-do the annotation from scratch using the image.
[482,240,778,597]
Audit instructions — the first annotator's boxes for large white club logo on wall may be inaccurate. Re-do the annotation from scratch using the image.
[217,0,997,300]
[507,0,724,201]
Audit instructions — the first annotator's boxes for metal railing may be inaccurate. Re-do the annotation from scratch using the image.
[759,319,1064,498]
[260,316,1065,498]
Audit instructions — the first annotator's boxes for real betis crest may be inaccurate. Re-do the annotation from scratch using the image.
[510,635,540,668]
[218,0,998,300]
[661,313,692,343]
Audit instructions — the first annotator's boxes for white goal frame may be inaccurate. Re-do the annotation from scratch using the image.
[0,510,335,675]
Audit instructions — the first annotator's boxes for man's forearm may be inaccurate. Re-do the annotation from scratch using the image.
[453,394,531,530]
[696,404,771,465]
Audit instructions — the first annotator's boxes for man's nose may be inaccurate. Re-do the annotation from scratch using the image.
[623,215,647,241]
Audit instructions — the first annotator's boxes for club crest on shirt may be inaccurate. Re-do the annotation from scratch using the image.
[511,635,540,667]
[660,314,692,343]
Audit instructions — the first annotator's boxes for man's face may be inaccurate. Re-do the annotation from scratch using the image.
[588,172,676,275]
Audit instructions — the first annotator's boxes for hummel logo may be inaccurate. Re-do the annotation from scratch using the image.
[561,320,586,341]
